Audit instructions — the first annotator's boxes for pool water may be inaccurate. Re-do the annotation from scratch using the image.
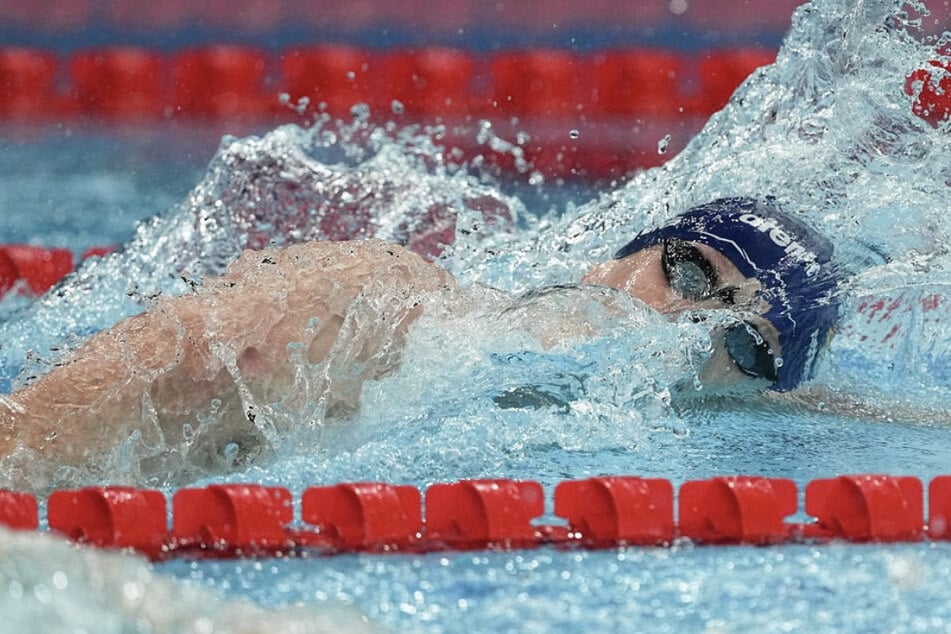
[2,0,951,632]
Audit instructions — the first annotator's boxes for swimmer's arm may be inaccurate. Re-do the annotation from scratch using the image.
[0,240,457,467]
[765,386,951,426]
[0,290,259,466]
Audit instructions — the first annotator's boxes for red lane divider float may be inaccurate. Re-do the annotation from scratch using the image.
[48,486,167,552]
[71,48,166,120]
[0,44,778,178]
[1,474,949,560]
[0,244,74,296]
[0,43,945,177]
[804,475,924,542]
[0,48,59,119]
[905,56,951,128]
[301,482,422,551]
[555,476,674,546]
[173,484,293,551]
[0,244,118,300]
[679,476,797,545]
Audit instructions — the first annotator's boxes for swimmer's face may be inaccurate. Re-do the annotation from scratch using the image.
[582,240,781,390]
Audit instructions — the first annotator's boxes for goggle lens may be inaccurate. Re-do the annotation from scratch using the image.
[724,321,779,382]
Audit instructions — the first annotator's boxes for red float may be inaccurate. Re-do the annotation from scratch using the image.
[47,486,167,552]
[70,48,165,119]
[927,475,951,539]
[488,50,588,117]
[172,46,271,119]
[0,248,18,297]
[0,48,59,118]
[905,58,951,127]
[425,479,544,548]
[172,484,292,549]
[696,48,776,114]
[0,245,73,295]
[381,48,477,116]
[804,475,924,542]
[591,49,687,117]
[0,490,38,531]
[554,476,674,545]
[679,476,797,544]
[301,482,422,550]
[81,245,116,259]
[281,45,374,117]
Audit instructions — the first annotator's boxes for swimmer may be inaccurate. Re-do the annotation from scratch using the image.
[0,197,841,485]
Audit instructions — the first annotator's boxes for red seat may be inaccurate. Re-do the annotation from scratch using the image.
[488,50,588,117]
[360,0,475,33]
[0,0,94,32]
[285,0,381,30]
[281,46,373,117]
[684,0,804,32]
[70,48,165,119]
[592,48,687,117]
[381,48,476,116]
[197,0,285,33]
[697,48,776,114]
[0,48,59,118]
[586,0,669,27]
[173,46,271,119]
[109,0,196,29]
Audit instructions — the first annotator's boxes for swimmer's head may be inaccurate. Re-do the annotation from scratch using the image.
[584,197,840,391]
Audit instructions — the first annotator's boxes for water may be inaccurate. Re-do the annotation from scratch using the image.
[1,0,951,632]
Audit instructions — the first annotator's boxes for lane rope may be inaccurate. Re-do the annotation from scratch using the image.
[1,475,948,559]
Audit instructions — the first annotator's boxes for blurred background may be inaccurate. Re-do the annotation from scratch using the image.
[0,0,948,264]
[0,0,819,175]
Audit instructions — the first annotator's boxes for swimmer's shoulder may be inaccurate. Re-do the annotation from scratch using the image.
[225,239,456,291]
[230,239,425,267]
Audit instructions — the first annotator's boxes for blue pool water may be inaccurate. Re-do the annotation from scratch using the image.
[2,0,951,632]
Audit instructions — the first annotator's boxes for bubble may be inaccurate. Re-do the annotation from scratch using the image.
[349,103,371,121]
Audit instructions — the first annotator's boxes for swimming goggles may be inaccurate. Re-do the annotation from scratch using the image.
[661,239,779,382]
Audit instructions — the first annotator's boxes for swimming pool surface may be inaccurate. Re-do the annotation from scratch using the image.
[3,1,951,632]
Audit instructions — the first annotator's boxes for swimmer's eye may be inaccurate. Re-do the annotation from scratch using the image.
[724,321,779,383]
[661,239,719,301]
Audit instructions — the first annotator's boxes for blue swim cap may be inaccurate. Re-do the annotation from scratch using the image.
[615,198,840,391]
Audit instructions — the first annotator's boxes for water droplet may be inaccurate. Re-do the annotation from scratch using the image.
[669,0,688,15]
[350,103,371,121]
[657,133,672,154]
[391,100,405,115]
[568,129,580,140]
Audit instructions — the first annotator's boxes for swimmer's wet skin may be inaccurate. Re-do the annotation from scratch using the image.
[0,240,457,487]
[0,199,843,488]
